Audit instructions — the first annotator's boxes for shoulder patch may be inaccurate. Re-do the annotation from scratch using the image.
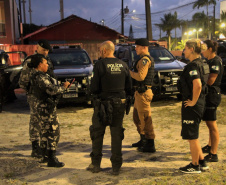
[142,59,148,66]
[211,65,219,71]
[189,70,198,76]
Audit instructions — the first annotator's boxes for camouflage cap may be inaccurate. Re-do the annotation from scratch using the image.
[135,38,149,46]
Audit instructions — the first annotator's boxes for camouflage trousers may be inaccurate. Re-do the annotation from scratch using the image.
[27,95,40,142]
[37,103,60,151]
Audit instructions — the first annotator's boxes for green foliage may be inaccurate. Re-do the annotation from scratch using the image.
[158,11,181,50]
[23,23,43,36]
[193,0,216,9]
[174,39,188,50]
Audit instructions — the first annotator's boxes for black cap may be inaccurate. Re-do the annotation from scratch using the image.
[38,39,52,51]
[135,38,149,46]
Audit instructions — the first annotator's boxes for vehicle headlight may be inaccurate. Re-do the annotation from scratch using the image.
[88,72,93,80]
[82,79,87,84]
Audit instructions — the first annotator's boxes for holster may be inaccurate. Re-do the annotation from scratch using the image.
[94,98,122,126]
[125,96,132,115]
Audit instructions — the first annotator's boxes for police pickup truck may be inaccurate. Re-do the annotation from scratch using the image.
[49,45,93,104]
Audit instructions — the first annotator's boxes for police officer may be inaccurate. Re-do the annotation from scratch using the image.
[19,39,54,158]
[27,54,70,167]
[130,38,156,153]
[201,40,224,162]
[178,39,209,173]
[87,41,132,175]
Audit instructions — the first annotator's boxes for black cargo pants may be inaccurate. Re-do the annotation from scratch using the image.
[89,100,125,169]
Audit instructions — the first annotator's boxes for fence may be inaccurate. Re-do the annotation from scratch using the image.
[0,43,101,65]
[0,41,179,66]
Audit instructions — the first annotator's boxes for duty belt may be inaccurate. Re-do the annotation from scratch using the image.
[134,86,152,91]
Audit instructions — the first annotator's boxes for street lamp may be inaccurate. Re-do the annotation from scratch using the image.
[221,23,225,28]
[192,28,202,39]
[100,19,105,26]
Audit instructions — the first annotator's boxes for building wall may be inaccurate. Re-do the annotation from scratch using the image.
[0,0,19,44]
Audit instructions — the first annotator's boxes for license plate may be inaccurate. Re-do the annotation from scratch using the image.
[166,86,178,91]
[62,93,78,98]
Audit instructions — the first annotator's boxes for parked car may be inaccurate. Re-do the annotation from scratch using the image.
[49,45,93,103]
[0,51,27,103]
[115,43,186,99]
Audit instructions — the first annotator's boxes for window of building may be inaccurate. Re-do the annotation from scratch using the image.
[0,1,6,36]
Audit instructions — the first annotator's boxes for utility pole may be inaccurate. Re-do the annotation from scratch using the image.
[22,0,26,24]
[28,0,32,24]
[60,0,64,20]
[18,0,23,44]
[121,0,124,35]
[145,0,152,41]
[213,5,216,41]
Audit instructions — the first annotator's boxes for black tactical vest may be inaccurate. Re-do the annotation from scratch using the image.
[209,56,224,87]
[100,58,127,93]
[178,58,208,100]
[133,55,155,87]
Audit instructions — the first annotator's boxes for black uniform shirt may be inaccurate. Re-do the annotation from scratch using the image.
[207,55,223,87]
[91,58,132,99]
[182,59,202,92]
[181,58,205,116]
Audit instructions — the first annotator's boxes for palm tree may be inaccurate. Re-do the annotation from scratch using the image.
[193,0,217,38]
[221,11,226,23]
[192,11,208,38]
[159,12,181,50]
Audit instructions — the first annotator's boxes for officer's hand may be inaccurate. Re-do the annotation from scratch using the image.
[63,81,70,88]
[184,99,196,107]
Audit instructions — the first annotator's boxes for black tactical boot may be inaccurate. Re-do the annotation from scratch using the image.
[132,134,142,147]
[112,168,120,176]
[31,141,42,158]
[40,148,49,163]
[138,138,156,153]
[86,163,101,173]
[86,154,102,173]
[47,150,65,167]
[137,134,146,152]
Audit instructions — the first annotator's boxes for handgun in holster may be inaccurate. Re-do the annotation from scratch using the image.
[125,96,133,115]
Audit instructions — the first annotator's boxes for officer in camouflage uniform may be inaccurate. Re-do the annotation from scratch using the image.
[28,54,69,167]
[19,39,55,158]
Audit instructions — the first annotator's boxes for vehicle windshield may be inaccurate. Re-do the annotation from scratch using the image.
[133,48,175,62]
[49,52,91,66]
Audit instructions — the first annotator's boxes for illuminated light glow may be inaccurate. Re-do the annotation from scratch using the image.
[221,23,225,28]
[219,34,225,39]
[193,29,196,32]
[199,28,202,32]
[188,31,193,35]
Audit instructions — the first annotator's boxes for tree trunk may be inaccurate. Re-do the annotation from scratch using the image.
[207,4,209,39]
[168,34,171,51]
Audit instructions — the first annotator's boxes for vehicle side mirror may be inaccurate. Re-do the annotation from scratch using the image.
[175,56,182,61]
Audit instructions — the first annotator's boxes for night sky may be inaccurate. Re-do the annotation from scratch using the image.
[17,0,222,39]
